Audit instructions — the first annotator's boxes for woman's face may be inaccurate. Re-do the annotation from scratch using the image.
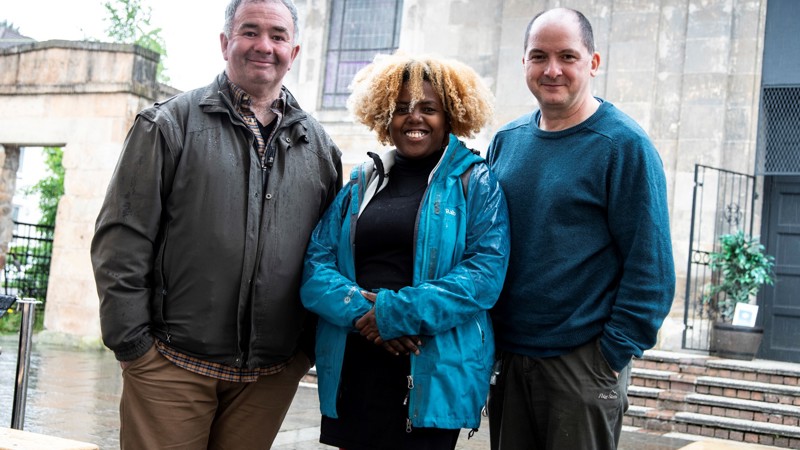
[389,80,449,159]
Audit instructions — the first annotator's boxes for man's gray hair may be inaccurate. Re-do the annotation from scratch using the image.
[223,0,300,42]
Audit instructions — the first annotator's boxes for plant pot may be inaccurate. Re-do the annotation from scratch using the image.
[711,322,763,360]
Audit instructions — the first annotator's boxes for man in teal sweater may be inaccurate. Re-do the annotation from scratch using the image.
[486,7,676,450]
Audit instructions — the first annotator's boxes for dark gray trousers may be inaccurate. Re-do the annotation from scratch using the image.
[488,340,631,450]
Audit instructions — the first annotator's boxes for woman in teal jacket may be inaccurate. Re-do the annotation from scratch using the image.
[301,53,510,450]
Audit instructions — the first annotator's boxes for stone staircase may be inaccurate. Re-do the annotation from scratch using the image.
[625,350,800,448]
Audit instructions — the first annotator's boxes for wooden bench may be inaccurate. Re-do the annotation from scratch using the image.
[0,427,99,450]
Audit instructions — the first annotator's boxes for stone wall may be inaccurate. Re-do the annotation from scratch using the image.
[0,145,20,271]
[0,41,177,344]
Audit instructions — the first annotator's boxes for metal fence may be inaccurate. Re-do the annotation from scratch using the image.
[682,165,757,351]
[3,221,54,305]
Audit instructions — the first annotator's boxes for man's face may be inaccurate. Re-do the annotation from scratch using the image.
[523,14,599,115]
[220,1,300,95]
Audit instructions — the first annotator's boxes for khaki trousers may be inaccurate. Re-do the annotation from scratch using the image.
[119,344,311,450]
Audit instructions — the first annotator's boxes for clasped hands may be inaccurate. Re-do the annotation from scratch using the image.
[355,291,421,356]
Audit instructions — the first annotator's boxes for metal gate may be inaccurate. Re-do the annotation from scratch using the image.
[682,165,757,351]
[2,221,55,304]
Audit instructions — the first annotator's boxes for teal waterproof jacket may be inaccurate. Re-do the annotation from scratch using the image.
[301,135,510,430]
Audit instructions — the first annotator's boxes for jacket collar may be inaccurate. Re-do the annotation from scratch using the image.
[364,134,482,185]
[356,134,483,216]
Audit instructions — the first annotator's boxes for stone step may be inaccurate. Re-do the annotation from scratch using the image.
[632,367,674,380]
[695,376,800,405]
[631,367,800,404]
[628,386,800,426]
[685,393,800,425]
[674,412,800,446]
[629,385,662,398]
[631,367,700,392]
[624,406,800,448]
[628,355,800,448]
[677,438,791,450]
[636,350,800,386]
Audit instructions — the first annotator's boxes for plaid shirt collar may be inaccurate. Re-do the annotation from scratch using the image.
[226,75,286,165]
[226,76,287,119]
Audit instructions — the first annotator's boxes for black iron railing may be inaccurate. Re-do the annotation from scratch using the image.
[3,221,54,305]
[682,165,756,351]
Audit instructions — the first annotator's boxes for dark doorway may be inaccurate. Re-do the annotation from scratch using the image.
[752,0,800,362]
[758,176,800,362]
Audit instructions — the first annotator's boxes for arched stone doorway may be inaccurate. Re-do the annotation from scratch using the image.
[0,41,178,342]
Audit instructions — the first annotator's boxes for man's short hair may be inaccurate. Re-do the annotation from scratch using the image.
[223,0,300,43]
[524,8,595,54]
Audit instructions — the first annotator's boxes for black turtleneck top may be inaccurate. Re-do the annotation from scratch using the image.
[354,149,444,292]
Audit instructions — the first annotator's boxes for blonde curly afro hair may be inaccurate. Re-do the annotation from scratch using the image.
[347,52,494,146]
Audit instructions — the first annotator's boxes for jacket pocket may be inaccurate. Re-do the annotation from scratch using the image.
[151,221,171,338]
[472,313,491,372]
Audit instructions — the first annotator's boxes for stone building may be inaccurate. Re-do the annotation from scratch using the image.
[0,0,797,361]
[0,40,178,343]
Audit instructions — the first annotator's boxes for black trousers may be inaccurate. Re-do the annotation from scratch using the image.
[488,340,631,450]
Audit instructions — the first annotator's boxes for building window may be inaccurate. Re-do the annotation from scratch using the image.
[322,0,403,109]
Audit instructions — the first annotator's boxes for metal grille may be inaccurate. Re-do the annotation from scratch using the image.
[682,165,756,351]
[3,221,54,304]
[321,0,403,109]
[755,86,800,175]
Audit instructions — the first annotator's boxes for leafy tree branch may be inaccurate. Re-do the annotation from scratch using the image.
[103,0,169,83]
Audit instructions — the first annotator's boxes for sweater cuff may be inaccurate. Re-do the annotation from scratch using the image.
[598,336,631,373]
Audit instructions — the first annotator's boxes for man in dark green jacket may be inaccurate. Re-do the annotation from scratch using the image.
[90,1,341,448]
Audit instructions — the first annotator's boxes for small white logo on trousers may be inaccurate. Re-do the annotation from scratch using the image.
[598,390,619,400]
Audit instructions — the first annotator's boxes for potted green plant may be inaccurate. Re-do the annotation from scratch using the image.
[703,230,775,360]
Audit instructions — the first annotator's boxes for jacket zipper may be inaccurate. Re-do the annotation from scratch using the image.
[354,151,451,431]
[158,223,171,342]
[405,373,415,433]
[412,181,435,278]
[405,156,447,432]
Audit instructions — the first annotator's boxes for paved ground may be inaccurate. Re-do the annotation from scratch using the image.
[0,334,781,449]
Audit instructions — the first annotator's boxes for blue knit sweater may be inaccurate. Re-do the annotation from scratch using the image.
[487,100,676,372]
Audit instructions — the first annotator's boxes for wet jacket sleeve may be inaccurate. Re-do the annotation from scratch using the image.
[90,115,175,362]
[301,185,374,328]
[599,139,676,372]
[298,130,343,365]
[375,164,510,339]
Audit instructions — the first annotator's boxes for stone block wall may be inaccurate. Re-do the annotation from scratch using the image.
[0,41,175,342]
[0,145,19,271]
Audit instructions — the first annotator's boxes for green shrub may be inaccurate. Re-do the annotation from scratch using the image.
[703,231,775,323]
